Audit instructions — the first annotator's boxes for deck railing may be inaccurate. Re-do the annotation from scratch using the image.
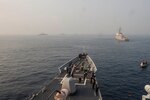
[58,57,78,73]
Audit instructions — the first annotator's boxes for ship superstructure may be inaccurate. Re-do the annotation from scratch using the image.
[115,28,129,41]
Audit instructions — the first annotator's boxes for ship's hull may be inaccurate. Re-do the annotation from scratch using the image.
[140,62,148,68]
[115,37,129,41]
[29,53,102,100]
[115,32,129,42]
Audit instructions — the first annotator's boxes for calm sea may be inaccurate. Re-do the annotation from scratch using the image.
[0,35,150,100]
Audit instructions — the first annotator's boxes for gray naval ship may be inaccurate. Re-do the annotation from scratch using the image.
[29,53,103,100]
[115,28,129,41]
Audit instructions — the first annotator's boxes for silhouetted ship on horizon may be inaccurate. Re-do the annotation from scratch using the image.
[39,33,48,36]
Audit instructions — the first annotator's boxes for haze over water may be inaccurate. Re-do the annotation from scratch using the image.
[0,0,150,35]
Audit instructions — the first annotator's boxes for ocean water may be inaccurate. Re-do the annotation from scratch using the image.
[0,35,150,100]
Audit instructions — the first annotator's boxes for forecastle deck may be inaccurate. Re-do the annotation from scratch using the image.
[29,54,102,100]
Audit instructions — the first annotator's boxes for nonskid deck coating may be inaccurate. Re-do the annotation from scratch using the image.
[30,56,102,100]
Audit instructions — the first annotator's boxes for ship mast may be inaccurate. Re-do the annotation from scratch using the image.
[119,27,121,33]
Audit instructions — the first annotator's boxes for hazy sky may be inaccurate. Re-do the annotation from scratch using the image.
[0,0,150,35]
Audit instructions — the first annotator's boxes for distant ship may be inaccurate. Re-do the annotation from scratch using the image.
[115,28,129,41]
[140,60,148,68]
[39,33,48,36]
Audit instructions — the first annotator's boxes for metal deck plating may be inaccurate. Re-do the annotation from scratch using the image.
[30,54,102,100]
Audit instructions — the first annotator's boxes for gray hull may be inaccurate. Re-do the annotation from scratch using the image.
[29,54,102,100]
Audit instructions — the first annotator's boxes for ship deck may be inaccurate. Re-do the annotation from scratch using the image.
[30,55,102,100]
